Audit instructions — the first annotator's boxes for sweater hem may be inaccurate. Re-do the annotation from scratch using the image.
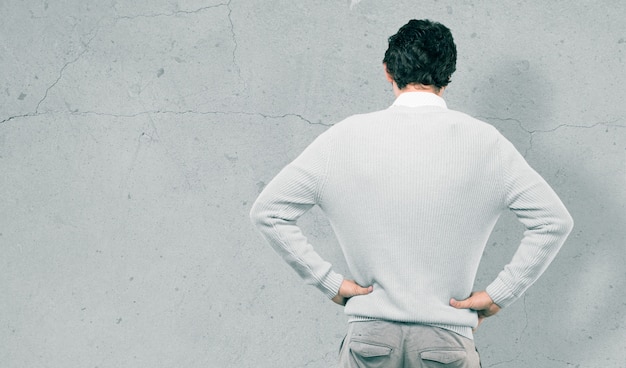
[347,315,474,340]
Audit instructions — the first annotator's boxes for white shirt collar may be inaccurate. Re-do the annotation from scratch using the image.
[391,92,447,109]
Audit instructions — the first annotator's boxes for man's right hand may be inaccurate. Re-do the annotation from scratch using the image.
[450,291,501,331]
[331,279,373,306]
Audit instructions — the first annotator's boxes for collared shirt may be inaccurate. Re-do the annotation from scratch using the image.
[391,91,448,109]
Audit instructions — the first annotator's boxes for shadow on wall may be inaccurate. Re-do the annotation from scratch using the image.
[545,126,626,364]
[473,58,626,364]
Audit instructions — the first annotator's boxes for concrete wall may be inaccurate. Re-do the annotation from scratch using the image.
[1,1,624,367]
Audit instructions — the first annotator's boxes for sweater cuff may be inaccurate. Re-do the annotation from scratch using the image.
[486,278,518,308]
[318,271,344,299]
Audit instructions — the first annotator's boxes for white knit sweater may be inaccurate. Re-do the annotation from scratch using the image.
[250,92,573,339]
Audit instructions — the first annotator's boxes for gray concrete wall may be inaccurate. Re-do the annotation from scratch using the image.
[1,1,624,367]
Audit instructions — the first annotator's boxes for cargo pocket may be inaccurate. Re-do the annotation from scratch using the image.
[420,349,467,365]
[349,340,393,367]
[350,341,393,358]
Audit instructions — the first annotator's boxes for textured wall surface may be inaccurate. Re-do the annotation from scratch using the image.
[1,1,625,367]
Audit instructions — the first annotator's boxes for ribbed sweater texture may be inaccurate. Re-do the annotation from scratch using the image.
[250,92,573,339]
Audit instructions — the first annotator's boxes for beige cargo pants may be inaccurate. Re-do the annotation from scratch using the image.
[339,320,481,367]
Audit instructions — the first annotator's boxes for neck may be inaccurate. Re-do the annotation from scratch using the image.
[393,83,444,97]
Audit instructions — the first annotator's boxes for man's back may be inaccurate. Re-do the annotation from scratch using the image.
[321,96,503,338]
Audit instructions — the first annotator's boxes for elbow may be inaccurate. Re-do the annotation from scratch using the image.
[249,200,264,227]
[535,206,574,239]
[249,199,274,230]
[562,211,574,237]
[553,206,574,238]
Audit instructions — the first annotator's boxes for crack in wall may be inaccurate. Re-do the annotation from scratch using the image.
[0,20,103,124]
[524,119,625,157]
[2,3,243,125]
[113,1,244,87]
[1,109,323,126]
[478,116,625,156]
[479,116,626,134]
[67,109,324,126]
[544,355,581,367]
[114,3,228,20]
[34,37,95,114]
[0,113,38,125]
[225,0,240,78]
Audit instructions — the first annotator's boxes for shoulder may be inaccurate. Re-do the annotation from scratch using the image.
[325,108,396,135]
[446,109,501,134]
[334,108,391,126]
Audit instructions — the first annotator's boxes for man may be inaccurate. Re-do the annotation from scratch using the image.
[250,19,573,367]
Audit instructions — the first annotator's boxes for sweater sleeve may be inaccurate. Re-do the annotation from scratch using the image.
[486,135,574,308]
[249,131,343,299]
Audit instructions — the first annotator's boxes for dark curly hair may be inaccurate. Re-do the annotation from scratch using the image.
[383,19,457,90]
